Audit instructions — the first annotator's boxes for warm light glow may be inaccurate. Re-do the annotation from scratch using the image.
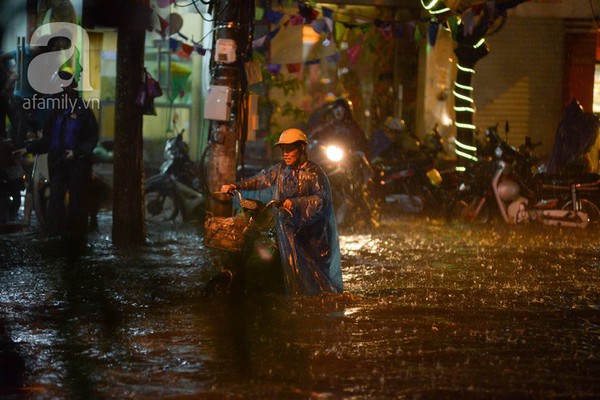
[326,145,344,162]
[441,113,454,126]
[302,26,320,44]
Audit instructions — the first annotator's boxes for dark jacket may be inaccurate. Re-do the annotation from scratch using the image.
[26,94,98,168]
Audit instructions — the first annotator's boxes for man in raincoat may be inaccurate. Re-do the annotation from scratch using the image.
[16,65,98,238]
[221,128,343,295]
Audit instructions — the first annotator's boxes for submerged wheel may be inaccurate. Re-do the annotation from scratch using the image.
[202,270,233,298]
[145,191,179,222]
[447,194,491,224]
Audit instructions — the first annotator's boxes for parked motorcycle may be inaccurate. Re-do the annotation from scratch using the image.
[449,122,600,227]
[446,156,497,223]
[144,128,205,223]
[370,121,451,216]
[446,124,509,223]
[202,190,289,297]
[307,98,381,229]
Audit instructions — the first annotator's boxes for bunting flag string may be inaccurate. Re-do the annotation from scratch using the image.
[251,0,502,76]
[150,7,209,57]
[147,1,502,74]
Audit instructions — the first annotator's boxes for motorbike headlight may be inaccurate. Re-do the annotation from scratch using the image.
[325,145,344,162]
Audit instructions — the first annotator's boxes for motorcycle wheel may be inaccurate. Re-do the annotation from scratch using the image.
[333,198,348,226]
[145,191,180,222]
[561,199,600,224]
[365,180,383,228]
[32,154,50,227]
[447,194,491,224]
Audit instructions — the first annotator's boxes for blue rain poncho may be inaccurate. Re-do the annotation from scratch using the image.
[236,160,343,295]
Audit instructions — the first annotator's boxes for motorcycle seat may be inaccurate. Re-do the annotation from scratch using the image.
[537,172,600,187]
[381,157,433,172]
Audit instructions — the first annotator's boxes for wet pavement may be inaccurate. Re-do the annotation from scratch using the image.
[1,211,599,399]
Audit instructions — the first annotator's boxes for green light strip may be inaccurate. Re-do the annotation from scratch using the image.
[453,90,474,103]
[455,121,477,130]
[457,64,475,74]
[455,166,466,172]
[430,7,451,14]
[420,0,440,10]
[455,148,478,162]
[454,106,475,113]
[454,82,473,91]
[455,138,477,152]
[473,38,486,48]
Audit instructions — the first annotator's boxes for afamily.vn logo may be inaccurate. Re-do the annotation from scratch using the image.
[27,22,94,95]
[22,93,100,114]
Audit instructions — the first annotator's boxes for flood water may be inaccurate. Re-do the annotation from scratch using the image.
[1,212,599,399]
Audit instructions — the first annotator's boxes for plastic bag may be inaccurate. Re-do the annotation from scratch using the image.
[136,68,163,115]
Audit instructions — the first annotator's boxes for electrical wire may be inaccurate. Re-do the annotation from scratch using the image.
[191,0,216,23]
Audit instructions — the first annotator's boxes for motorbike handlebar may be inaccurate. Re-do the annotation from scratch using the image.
[265,199,293,217]
[217,189,293,217]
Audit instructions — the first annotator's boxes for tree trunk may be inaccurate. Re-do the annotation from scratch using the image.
[452,12,490,177]
[112,0,148,246]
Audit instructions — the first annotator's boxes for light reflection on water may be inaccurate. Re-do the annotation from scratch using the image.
[0,212,599,398]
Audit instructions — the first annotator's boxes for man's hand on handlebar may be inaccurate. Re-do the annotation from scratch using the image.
[220,184,237,195]
[282,199,293,211]
[12,148,27,158]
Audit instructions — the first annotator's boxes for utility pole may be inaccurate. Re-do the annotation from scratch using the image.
[205,0,252,217]
[112,0,149,246]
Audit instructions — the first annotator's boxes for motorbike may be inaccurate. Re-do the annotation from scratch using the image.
[144,128,206,223]
[446,156,497,223]
[307,139,381,229]
[202,190,289,297]
[307,98,381,229]
[0,139,25,224]
[449,123,600,227]
[370,122,452,216]
[446,124,510,223]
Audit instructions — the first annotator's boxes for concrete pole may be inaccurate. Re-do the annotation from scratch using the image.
[205,0,250,217]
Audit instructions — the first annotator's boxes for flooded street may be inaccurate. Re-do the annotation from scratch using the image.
[1,212,599,399]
